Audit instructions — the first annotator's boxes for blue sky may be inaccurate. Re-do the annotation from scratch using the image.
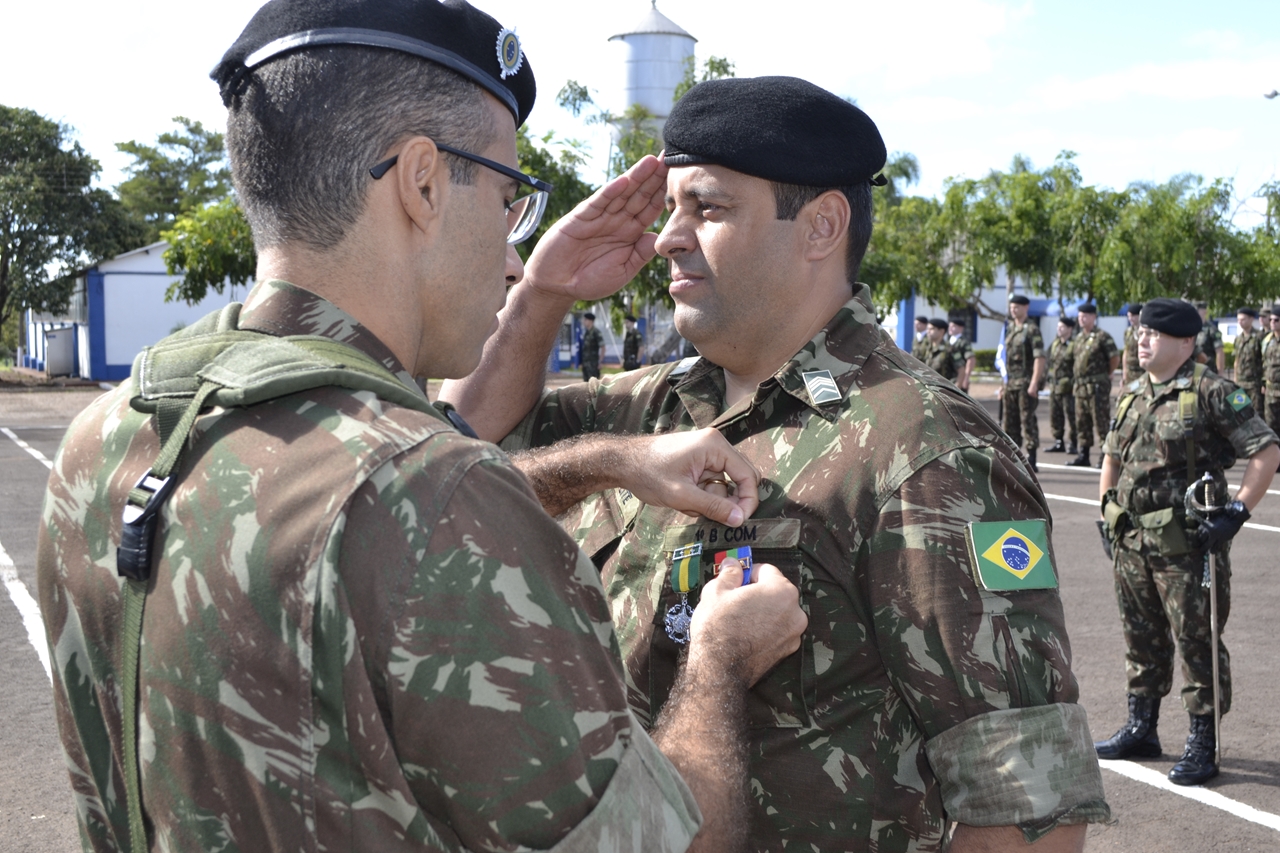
[5,0,1279,224]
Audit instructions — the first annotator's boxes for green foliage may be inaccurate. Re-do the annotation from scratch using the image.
[516,126,596,262]
[116,117,232,245]
[161,196,256,304]
[0,104,144,327]
[974,348,998,372]
[673,55,735,103]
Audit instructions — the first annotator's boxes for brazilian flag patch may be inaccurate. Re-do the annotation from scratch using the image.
[965,520,1057,591]
[1229,389,1251,412]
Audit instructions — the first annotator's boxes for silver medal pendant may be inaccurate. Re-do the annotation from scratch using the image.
[664,594,693,644]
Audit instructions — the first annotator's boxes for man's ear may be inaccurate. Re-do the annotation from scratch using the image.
[395,136,450,237]
[803,190,850,263]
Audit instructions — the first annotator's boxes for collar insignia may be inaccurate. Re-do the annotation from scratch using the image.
[802,369,841,406]
[496,28,523,79]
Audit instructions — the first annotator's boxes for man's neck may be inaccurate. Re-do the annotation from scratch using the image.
[1147,358,1191,385]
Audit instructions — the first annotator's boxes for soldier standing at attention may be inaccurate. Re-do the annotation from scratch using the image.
[1194,300,1225,373]
[445,75,1110,852]
[623,313,644,370]
[34,2,809,850]
[1233,307,1264,406]
[911,315,930,358]
[1067,303,1119,468]
[1122,303,1143,386]
[1095,298,1278,784]
[923,316,961,382]
[580,310,604,380]
[1265,305,1280,439]
[1002,294,1046,472]
[1047,316,1079,454]
[949,318,976,393]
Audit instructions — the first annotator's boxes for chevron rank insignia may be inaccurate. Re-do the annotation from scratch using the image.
[965,520,1057,591]
[1229,389,1251,412]
[802,370,841,405]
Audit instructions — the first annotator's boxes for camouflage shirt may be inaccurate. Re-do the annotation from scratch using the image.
[1234,327,1265,390]
[1104,358,1277,521]
[949,334,975,367]
[504,285,1109,851]
[1265,332,1280,390]
[1072,328,1119,386]
[1003,321,1044,388]
[37,280,700,853]
[1123,325,1141,380]
[1048,336,1076,394]
[580,325,604,367]
[1195,320,1223,369]
[922,337,961,381]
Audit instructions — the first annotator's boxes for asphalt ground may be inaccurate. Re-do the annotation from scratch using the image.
[3,383,1280,851]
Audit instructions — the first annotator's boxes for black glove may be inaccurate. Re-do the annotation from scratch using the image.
[1096,519,1114,560]
[1192,501,1250,552]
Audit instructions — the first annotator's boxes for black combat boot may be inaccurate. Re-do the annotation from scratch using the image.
[1095,695,1162,760]
[1028,448,1038,472]
[1066,447,1092,467]
[1067,442,1079,455]
[1168,713,1218,786]
[1047,439,1066,453]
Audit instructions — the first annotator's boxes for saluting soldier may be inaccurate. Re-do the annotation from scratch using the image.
[1264,304,1280,438]
[923,316,962,381]
[1067,303,1119,468]
[1233,307,1265,407]
[1122,303,1143,385]
[1002,294,1046,470]
[1096,298,1278,785]
[1047,316,1079,454]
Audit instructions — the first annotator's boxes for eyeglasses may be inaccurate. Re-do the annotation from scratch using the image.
[1136,327,1162,341]
[369,143,553,244]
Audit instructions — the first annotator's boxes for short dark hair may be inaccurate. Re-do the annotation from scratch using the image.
[227,47,495,250]
[770,181,874,284]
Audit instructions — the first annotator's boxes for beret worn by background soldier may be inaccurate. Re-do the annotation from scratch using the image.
[1141,298,1202,338]
[1009,294,1030,305]
[662,76,887,186]
[211,0,537,125]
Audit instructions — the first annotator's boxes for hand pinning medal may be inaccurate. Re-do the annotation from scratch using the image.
[666,544,702,644]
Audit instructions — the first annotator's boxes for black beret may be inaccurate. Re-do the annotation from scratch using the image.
[1140,298,1201,338]
[1272,303,1280,315]
[1126,303,1143,314]
[1237,306,1258,318]
[582,312,595,321]
[663,77,886,187]
[1008,294,1030,305]
[928,317,949,330]
[1078,303,1098,315]
[212,0,536,126]
[1059,316,1077,328]
[623,314,636,322]
[1192,300,1208,310]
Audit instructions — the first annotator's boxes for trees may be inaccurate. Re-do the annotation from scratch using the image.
[116,117,232,245]
[0,105,145,330]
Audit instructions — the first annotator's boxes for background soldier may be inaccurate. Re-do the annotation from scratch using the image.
[1265,304,1280,440]
[1233,307,1264,405]
[580,311,604,380]
[923,316,961,381]
[1096,298,1278,785]
[1068,303,1119,468]
[1194,300,1225,373]
[911,315,929,358]
[948,318,976,392]
[1122,303,1143,385]
[1002,294,1046,471]
[1047,316,1079,454]
[623,313,643,370]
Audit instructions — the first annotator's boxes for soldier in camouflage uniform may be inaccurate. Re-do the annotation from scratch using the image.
[948,318,976,393]
[445,75,1109,851]
[1264,306,1280,437]
[1193,301,1225,374]
[1096,299,1278,785]
[623,314,643,370]
[35,4,809,851]
[1233,307,1264,406]
[580,312,604,381]
[922,316,962,382]
[1001,294,1046,470]
[1067,304,1119,468]
[1047,316,1079,454]
[1121,303,1143,386]
[911,316,929,358]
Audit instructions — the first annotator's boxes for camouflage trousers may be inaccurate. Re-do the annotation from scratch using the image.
[1073,381,1111,449]
[1050,390,1077,445]
[1002,382,1040,451]
[1264,388,1280,436]
[1113,538,1232,716]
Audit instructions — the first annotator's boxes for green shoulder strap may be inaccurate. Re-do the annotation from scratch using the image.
[1179,362,1208,488]
[117,304,456,851]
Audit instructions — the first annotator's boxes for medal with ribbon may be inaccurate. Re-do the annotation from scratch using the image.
[665,543,702,644]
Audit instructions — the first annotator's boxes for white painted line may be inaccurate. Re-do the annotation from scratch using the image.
[1039,462,1280,497]
[1099,759,1280,832]
[1043,493,1280,533]
[0,427,53,470]
[0,540,51,683]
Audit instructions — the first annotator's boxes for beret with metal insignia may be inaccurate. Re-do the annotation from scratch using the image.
[663,76,887,187]
[212,0,536,126]
[1140,298,1202,338]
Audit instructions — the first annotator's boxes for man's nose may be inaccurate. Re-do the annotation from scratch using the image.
[506,244,524,285]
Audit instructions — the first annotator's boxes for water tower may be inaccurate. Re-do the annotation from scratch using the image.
[609,1,697,135]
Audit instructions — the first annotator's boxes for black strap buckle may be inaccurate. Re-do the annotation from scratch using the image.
[117,470,176,582]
